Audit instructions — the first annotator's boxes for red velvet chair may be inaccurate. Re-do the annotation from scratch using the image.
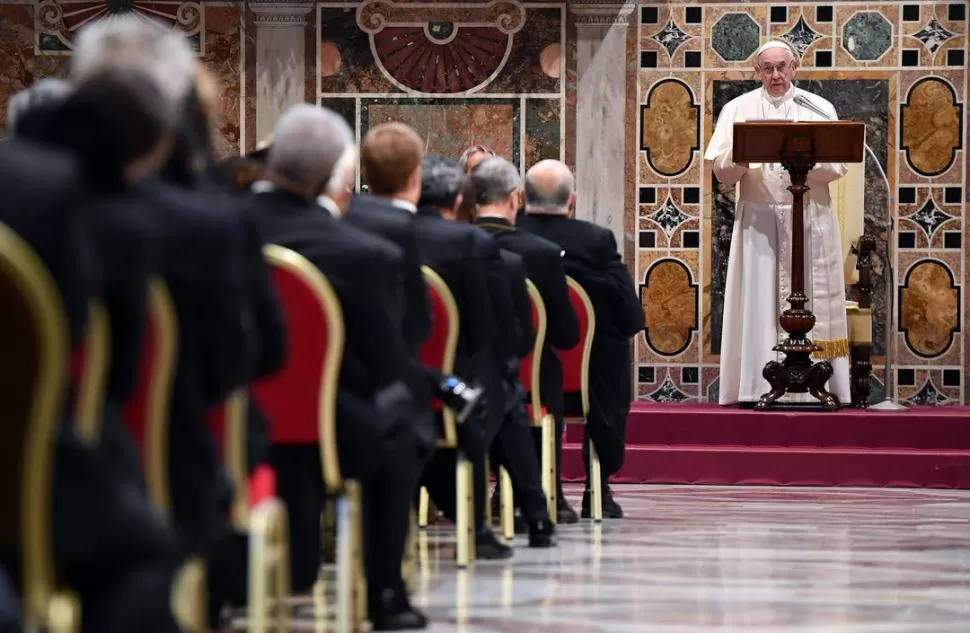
[503,279,557,531]
[0,222,79,633]
[208,391,290,633]
[251,244,361,632]
[415,265,475,568]
[559,276,601,521]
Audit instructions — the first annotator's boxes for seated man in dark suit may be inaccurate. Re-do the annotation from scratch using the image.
[471,157,581,524]
[422,158,555,546]
[70,18,258,626]
[518,160,644,518]
[0,76,186,633]
[245,104,428,630]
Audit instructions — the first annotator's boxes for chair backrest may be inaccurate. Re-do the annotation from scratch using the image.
[559,276,596,416]
[72,299,110,443]
[518,278,547,414]
[122,279,178,515]
[0,222,69,625]
[207,389,250,529]
[418,265,459,447]
[251,244,344,493]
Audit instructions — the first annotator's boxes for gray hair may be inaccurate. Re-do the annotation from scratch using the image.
[419,155,464,208]
[458,144,495,169]
[6,78,72,132]
[269,104,354,193]
[71,16,195,120]
[470,157,520,206]
[524,165,574,214]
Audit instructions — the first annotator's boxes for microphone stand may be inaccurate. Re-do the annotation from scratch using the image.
[794,94,907,411]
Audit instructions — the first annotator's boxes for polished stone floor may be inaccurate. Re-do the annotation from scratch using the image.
[251,484,970,632]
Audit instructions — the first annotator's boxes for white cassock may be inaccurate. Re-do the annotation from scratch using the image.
[705,85,851,406]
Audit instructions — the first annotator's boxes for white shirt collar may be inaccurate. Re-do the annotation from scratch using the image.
[316,195,341,217]
[251,179,275,193]
[390,198,417,214]
[762,85,794,106]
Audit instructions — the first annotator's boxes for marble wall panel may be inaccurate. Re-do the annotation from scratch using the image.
[484,7,561,95]
[767,5,834,68]
[524,98,561,167]
[896,251,962,363]
[362,99,520,167]
[201,5,243,157]
[0,5,68,134]
[636,249,701,364]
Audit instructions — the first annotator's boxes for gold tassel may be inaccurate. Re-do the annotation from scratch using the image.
[812,337,850,360]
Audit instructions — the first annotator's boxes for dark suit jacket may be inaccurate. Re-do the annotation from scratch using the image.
[246,189,435,472]
[517,213,644,473]
[517,213,643,340]
[413,206,496,363]
[346,194,431,352]
[136,179,251,550]
[0,140,88,345]
[474,216,578,417]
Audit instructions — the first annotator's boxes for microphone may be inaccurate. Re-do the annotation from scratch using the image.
[794,92,905,411]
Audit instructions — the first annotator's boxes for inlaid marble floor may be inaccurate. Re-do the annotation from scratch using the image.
[250,485,970,632]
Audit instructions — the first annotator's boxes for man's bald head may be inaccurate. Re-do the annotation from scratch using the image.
[524,159,575,215]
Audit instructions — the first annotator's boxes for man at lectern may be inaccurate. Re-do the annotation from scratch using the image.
[704,40,851,406]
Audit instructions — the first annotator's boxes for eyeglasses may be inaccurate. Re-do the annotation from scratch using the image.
[757,62,793,75]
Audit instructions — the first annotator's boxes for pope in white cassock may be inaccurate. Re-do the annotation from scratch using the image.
[705,40,851,407]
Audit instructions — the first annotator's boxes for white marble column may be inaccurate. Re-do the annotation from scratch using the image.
[570,1,634,253]
[249,0,313,142]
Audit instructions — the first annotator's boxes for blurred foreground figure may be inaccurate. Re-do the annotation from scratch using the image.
[245,104,428,630]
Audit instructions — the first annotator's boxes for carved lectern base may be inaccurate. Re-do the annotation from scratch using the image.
[756,338,839,411]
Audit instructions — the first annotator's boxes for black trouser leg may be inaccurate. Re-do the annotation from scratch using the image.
[270,444,325,594]
[491,413,548,524]
[419,449,486,529]
[363,440,424,604]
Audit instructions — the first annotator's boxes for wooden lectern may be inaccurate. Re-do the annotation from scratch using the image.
[732,121,865,411]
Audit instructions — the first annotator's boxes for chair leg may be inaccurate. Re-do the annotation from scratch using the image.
[540,414,556,524]
[248,508,269,633]
[417,487,430,529]
[589,439,603,523]
[499,466,514,540]
[349,482,367,631]
[403,510,418,592]
[483,456,492,526]
[334,494,353,633]
[273,502,291,633]
[171,556,207,633]
[455,452,476,567]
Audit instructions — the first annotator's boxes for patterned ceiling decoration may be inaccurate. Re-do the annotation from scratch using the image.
[35,0,203,54]
[355,0,526,95]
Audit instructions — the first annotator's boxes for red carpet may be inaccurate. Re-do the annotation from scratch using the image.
[561,402,970,488]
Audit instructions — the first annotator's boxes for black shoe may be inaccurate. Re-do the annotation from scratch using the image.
[528,520,555,547]
[557,497,579,524]
[581,488,624,519]
[475,527,514,559]
[370,588,428,631]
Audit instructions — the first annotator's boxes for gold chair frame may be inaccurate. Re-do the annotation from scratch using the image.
[0,222,80,633]
[135,280,208,633]
[220,389,291,633]
[415,266,475,568]
[563,276,602,522]
[499,279,557,538]
[141,279,178,515]
[263,245,362,633]
[74,299,109,443]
